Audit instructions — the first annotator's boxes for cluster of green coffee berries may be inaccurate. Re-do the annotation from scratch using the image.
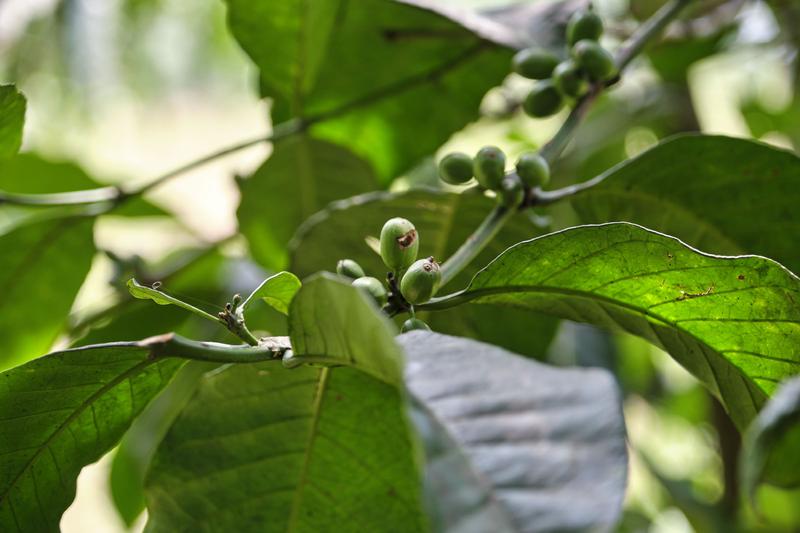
[513,7,615,118]
[438,145,550,207]
[335,217,440,333]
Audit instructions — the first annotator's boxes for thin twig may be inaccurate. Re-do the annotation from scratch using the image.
[615,0,694,71]
[439,205,513,287]
[0,42,492,210]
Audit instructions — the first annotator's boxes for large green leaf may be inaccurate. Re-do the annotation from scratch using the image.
[401,332,627,532]
[571,135,800,274]
[110,362,213,526]
[145,276,426,532]
[0,216,95,371]
[238,136,376,271]
[224,0,513,180]
[290,189,558,358]
[0,85,25,159]
[0,337,184,531]
[741,376,800,501]
[1,330,296,531]
[422,223,800,430]
[287,274,404,385]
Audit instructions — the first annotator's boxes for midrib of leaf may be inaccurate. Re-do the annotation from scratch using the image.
[285,366,329,532]
[0,356,158,506]
[575,188,743,253]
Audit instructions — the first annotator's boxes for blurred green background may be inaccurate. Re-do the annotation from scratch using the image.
[2,0,799,531]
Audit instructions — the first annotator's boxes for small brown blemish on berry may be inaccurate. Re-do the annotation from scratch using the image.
[396,229,417,249]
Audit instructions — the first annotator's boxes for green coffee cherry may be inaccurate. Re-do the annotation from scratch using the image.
[571,40,616,81]
[473,146,506,191]
[400,257,441,305]
[380,217,419,271]
[511,47,559,80]
[567,9,603,46]
[439,152,474,185]
[522,80,564,118]
[401,318,431,333]
[336,259,365,279]
[552,60,589,99]
[352,276,388,307]
[500,175,524,208]
[515,152,550,188]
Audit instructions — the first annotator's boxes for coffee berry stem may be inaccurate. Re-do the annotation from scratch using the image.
[218,298,261,346]
[439,204,514,287]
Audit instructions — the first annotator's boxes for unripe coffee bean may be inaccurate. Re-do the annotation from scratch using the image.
[439,152,474,185]
[567,9,603,46]
[523,80,564,118]
[512,47,559,80]
[515,152,550,188]
[336,259,365,279]
[352,276,388,307]
[552,60,589,99]
[401,318,431,333]
[380,217,419,271]
[400,257,442,305]
[571,39,616,81]
[473,146,507,191]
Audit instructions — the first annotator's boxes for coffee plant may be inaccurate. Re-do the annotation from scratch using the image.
[1,0,800,531]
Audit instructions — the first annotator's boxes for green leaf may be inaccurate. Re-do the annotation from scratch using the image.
[0,85,25,159]
[0,154,166,217]
[0,336,184,531]
[0,216,95,371]
[237,136,377,271]
[423,222,800,430]
[224,0,514,180]
[241,271,302,318]
[110,362,213,526]
[571,134,800,275]
[290,189,559,358]
[127,278,220,324]
[287,273,403,385]
[741,376,800,502]
[145,276,426,532]
[401,331,627,532]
